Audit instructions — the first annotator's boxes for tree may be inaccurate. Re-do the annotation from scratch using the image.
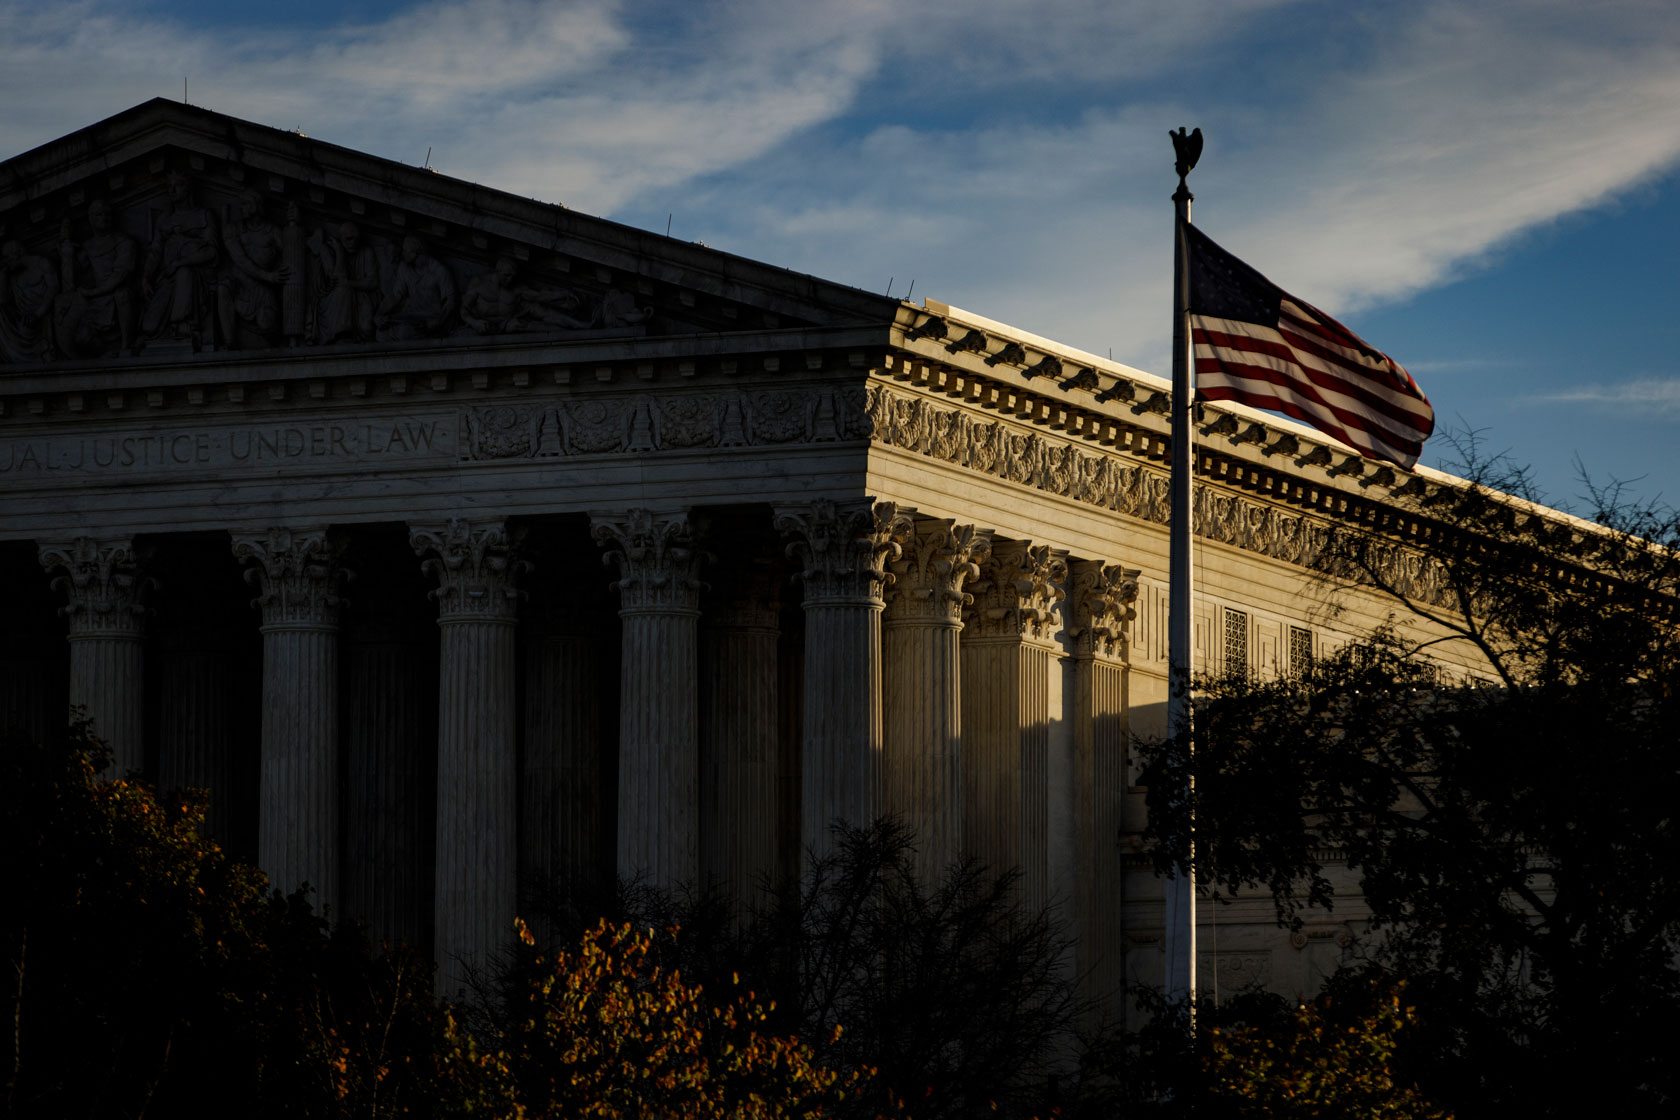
[1141,454,1680,1116]
[518,819,1079,1120]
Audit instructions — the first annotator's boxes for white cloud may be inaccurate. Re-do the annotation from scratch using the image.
[4,0,1680,385]
[1534,377,1680,417]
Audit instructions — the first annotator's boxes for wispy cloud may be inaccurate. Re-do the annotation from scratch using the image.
[3,0,1680,383]
[1533,376,1680,417]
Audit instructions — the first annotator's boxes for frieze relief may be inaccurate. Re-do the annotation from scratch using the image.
[456,387,868,461]
[0,159,768,366]
[865,384,1450,605]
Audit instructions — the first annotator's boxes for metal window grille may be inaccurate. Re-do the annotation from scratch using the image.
[1289,625,1313,676]
[1223,607,1249,675]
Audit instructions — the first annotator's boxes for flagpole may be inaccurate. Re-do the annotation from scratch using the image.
[1164,128,1199,1025]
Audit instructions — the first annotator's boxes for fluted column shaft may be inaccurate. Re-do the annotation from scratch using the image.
[524,627,604,897]
[775,500,914,865]
[344,634,433,949]
[592,510,705,889]
[1066,560,1140,1021]
[700,564,780,904]
[158,647,239,838]
[961,542,1067,910]
[882,520,990,880]
[233,528,348,909]
[40,538,151,774]
[412,519,526,995]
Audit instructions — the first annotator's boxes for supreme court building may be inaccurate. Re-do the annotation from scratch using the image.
[1,101,1461,1005]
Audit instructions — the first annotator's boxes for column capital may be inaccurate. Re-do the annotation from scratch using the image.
[410,518,528,624]
[590,509,706,615]
[233,527,350,630]
[884,519,992,627]
[39,537,154,639]
[1066,559,1140,661]
[964,540,1068,645]
[774,498,914,607]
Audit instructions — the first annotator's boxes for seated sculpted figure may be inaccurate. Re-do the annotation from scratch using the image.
[217,190,290,350]
[376,236,456,341]
[54,199,138,357]
[141,171,218,348]
[312,222,380,344]
[1,239,60,363]
[459,256,593,334]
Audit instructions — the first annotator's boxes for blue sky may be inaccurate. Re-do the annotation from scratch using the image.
[4,0,1676,510]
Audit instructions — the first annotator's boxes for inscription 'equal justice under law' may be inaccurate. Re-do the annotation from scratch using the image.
[0,418,444,474]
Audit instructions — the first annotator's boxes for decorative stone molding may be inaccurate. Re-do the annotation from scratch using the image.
[885,521,991,625]
[1065,560,1140,661]
[963,540,1067,644]
[864,384,1450,606]
[775,499,915,606]
[232,528,349,629]
[410,519,527,623]
[456,387,868,461]
[39,537,152,638]
[590,510,705,614]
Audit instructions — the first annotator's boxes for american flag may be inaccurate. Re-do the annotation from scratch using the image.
[1186,223,1434,469]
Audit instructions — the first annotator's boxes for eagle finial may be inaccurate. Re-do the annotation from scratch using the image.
[1171,126,1203,195]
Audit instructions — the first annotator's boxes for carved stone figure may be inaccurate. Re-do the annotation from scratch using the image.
[311,222,380,344]
[376,235,455,341]
[217,190,289,349]
[599,288,652,328]
[140,171,218,349]
[459,255,589,334]
[53,200,138,357]
[0,239,60,363]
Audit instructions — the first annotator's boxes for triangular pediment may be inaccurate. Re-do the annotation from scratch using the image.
[0,100,896,367]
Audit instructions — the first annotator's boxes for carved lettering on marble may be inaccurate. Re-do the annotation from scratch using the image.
[884,520,992,625]
[0,418,447,477]
[410,518,528,623]
[39,537,153,638]
[232,527,349,629]
[864,384,1450,606]
[964,540,1068,643]
[455,388,868,461]
[590,509,706,614]
[774,499,915,607]
[1066,559,1139,661]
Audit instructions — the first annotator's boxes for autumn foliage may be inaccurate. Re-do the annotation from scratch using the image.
[2,724,884,1119]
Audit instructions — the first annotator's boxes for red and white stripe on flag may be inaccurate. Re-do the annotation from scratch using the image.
[1184,223,1434,466]
[1192,298,1434,469]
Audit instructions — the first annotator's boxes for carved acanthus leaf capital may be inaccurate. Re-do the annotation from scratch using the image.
[964,540,1068,643]
[39,537,154,638]
[232,527,351,629]
[774,499,915,607]
[410,518,528,623]
[590,509,706,614]
[885,520,992,625]
[1066,559,1140,660]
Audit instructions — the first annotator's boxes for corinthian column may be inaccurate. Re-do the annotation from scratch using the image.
[591,509,706,888]
[699,557,781,904]
[882,520,990,880]
[232,528,348,909]
[411,518,526,995]
[961,541,1067,911]
[774,500,914,865]
[40,538,153,774]
[1065,559,1139,1021]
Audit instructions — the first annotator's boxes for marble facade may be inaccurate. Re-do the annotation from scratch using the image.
[2,101,1476,1009]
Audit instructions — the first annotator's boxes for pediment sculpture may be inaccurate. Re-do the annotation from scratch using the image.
[0,161,679,366]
